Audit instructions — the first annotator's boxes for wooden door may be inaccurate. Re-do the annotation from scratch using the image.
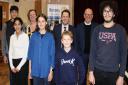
[0,1,9,62]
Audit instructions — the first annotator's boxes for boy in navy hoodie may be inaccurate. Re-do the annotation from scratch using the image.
[54,31,85,85]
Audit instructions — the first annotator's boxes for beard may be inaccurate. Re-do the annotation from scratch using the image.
[104,16,114,23]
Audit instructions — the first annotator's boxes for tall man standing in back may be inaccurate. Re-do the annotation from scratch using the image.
[76,8,98,85]
[2,5,19,85]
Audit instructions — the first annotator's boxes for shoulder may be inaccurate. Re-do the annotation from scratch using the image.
[75,22,85,31]
[46,32,54,37]
[70,48,79,56]
[54,24,61,29]
[115,24,126,34]
[10,34,15,40]
[22,32,29,38]
[55,48,64,56]
[115,24,125,29]
[76,22,84,27]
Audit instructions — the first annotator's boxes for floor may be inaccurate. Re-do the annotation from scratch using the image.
[0,62,127,85]
[0,63,9,85]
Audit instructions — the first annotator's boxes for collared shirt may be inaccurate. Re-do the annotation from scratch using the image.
[84,21,91,25]
[9,32,29,70]
[61,24,69,34]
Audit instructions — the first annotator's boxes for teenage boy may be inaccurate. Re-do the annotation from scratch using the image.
[89,1,127,85]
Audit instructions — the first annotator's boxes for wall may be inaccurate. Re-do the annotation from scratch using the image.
[8,0,35,25]
[0,0,35,25]
[42,0,74,24]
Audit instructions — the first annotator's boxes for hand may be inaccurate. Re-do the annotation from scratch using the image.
[116,76,124,85]
[89,71,95,85]
[28,73,32,79]
[11,68,16,73]
[48,70,53,82]
[15,68,20,72]
[3,56,8,64]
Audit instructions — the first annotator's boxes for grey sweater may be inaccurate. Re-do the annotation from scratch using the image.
[89,24,127,77]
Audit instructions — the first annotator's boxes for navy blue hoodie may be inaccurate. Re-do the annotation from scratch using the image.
[54,48,85,84]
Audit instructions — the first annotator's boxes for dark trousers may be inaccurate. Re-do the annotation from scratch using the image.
[94,68,118,85]
[30,79,33,85]
[11,59,28,85]
[82,54,89,85]
[56,83,77,85]
[33,76,49,85]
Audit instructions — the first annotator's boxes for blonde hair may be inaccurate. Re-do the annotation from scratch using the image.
[61,31,73,39]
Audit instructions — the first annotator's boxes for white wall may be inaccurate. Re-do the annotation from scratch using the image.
[8,0,35,25]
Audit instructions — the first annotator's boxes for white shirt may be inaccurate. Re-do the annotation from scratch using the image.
[9,32,29,70]
[84,21,92,25]
[61,24,69,34]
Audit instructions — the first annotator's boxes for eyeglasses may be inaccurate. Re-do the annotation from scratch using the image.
[85,14,93,16]
[103,10,113,14]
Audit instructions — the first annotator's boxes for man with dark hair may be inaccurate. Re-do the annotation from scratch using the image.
[89,1,127,85]
[76,8,98,85]
[53,9,75,49]
[2,5,19,85]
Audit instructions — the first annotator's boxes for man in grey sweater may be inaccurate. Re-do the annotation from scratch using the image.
[89,1,127,85]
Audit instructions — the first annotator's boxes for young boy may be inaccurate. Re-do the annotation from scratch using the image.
[54,31,85,85]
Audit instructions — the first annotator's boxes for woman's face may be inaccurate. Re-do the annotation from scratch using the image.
[29,11,36,22]
[14,20,22,33]
[37,17,47,30]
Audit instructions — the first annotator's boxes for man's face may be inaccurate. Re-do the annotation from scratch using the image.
[103,6,115,23]
[10,10,18,19]
[84,8,93,23]
[61,12,70,25]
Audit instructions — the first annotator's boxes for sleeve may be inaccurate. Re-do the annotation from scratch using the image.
[75,25,81,55]
[54,52,59,82]
[89,27,97,71]
[77,54,85,84]
[119,27,127,77]
[9,36,15,69]
[27,35,33,60]
[50,34,55,68]
[16,35,29,70]
[1,23,8,56]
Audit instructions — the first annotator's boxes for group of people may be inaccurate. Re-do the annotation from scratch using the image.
[1,1,127,85]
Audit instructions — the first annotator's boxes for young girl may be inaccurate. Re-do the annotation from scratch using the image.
[28,13,55,85]
[9,17,29,85]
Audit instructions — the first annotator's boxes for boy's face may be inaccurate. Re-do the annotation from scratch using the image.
[103,6,115,23]
[61,35,73,48]
[10,10,18,19]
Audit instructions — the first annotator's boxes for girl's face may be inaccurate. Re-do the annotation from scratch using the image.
[14,20,22,33]
[37,17,47,30]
